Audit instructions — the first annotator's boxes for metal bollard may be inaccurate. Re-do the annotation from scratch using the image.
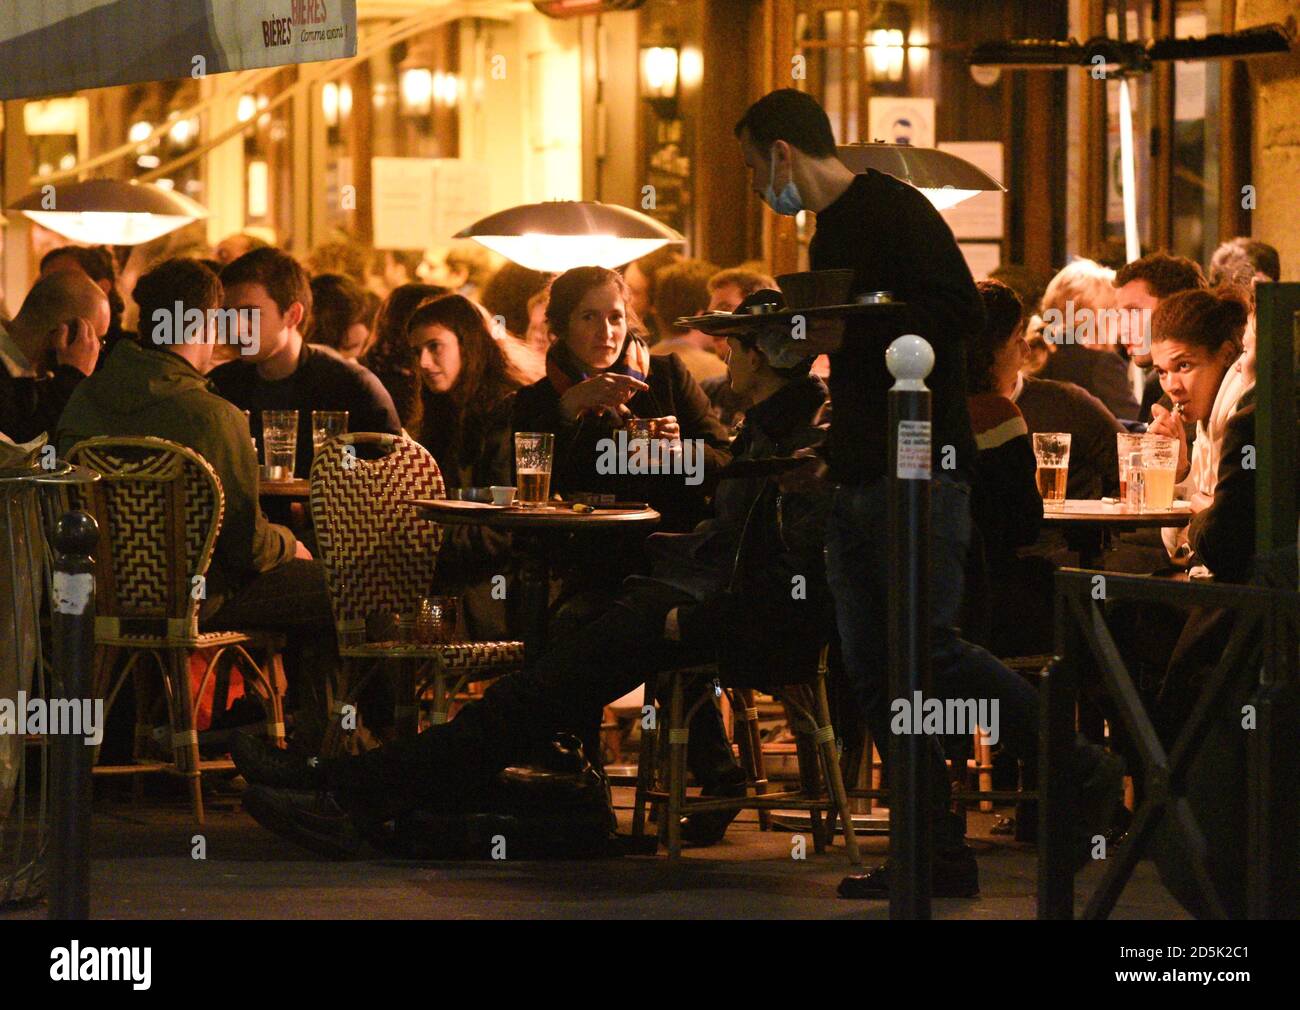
[885,335,934,920]
[48,510,98,921]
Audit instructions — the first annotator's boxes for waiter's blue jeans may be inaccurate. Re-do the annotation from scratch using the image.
[825,475,1039,847]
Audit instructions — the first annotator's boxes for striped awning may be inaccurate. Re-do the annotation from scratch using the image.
[0,0,358,101]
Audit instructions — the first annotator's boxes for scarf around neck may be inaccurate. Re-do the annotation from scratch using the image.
[545,333,650,398]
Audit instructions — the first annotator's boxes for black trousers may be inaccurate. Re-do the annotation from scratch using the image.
[200,559,338,713]
[327,582,739,821]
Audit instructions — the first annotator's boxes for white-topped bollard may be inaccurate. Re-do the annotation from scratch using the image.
[885,332,934,919]
[886,333,935,391]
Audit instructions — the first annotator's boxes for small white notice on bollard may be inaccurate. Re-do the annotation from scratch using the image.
[896,421,932,480]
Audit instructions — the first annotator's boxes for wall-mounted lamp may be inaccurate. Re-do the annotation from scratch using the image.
[865,28,906,83]
[640,46,679,100]
[400,67,434,117]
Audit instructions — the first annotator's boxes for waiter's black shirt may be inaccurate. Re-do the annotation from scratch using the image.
[809,170,984,485]
[211,341,401,478]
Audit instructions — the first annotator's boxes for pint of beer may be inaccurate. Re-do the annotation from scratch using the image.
[1032,432,1071,506]
[514,431,554,507]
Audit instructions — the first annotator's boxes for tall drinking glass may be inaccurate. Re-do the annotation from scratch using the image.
[1137,435,1179,510]
[514,432,554,507]
[1032,432,1071,507]
[1117,432,1144,499]
[262,410,298,480]
[312,410,348,456]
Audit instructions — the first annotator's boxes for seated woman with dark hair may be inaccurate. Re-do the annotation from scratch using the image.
[359,282,448,432]
[408,294,527,639]
[512,265,731,532]
[967,281,1047,657]
[1145,286,1252,570]
[409,294,526,487]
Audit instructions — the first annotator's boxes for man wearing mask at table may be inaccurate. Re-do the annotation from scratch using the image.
[733,89,1121,899]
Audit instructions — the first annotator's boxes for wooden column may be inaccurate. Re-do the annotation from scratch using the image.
[1078,0,1107,258]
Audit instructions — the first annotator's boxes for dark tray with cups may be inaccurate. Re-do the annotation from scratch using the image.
[676,270,905,335]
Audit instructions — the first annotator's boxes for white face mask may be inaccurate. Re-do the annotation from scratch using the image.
[762,145,803,216]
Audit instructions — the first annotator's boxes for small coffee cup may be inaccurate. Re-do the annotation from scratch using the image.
[490,485,517,506]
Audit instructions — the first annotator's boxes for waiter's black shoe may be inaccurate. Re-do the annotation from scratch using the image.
[242,785,363,860]
[680,768,748,847]
[231,731,325,791]
[837,845,980,899]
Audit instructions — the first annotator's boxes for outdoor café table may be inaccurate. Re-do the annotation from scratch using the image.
[258,478,310,499]
[1040,498,1194,569]
[407,498,661,663]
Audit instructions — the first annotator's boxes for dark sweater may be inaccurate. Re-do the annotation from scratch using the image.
[510,351,732,532]
[1039,343,1139,421]
[809,170,983,485]
[967,393,1042,568]
[1015,375,1124,499]
[211,341,401,478]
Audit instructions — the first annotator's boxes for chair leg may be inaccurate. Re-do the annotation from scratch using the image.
[976,726,995,812]
[169,650,204,826]
[396,661,420,737]
[734,689,772,831]
[815,677,862,866]
[632,681,657,842]
[666,672,687,861]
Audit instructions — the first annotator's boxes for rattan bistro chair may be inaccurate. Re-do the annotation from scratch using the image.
[67,437,288,824]
[634,646,862,864]
[309,433,523,754]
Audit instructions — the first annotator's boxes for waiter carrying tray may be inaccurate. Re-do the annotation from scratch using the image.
[732,89,1122,900]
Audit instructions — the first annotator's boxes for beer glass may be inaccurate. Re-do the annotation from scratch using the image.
[311,410,348,456]
[1032,432,1071,506]
[1116,432,1144,499]
[514,432,554,506]
[1137,434,1178,510]
[261,410,298,480]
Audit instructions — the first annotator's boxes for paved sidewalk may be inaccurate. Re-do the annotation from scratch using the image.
[2,785,1187,920]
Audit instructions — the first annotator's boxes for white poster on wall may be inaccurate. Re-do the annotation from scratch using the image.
[938,141,1004,240]
[372,158,491,250]
[867,97,936,148]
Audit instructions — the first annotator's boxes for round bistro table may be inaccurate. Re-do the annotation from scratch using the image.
[407,498,661,662]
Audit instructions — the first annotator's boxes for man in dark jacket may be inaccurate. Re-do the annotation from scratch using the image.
[0,271,107,444]
[55,259,334,702]
[231,322,835,857]
[210,248,401,479]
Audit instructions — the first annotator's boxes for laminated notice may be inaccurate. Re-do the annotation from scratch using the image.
[896,420,932,480]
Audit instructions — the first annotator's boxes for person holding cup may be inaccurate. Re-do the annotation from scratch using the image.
[1146,286,1250,565]
[512,265,731,531]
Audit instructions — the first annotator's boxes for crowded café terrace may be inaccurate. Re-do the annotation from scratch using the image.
[0,0,1298,949]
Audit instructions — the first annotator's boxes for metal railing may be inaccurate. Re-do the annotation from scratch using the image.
[1039,568,1299,919]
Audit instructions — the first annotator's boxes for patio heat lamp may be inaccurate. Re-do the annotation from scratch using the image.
[455,200,684,273]
[969,0,1292,264]
[837,143,1004,212]
[7,177,207,247]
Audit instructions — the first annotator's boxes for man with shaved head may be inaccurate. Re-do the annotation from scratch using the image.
[0,270,107,443]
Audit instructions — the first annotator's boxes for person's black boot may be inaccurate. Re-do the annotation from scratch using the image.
[679,767,748,847]
[231,731,325,790]
[242,785,364,860]
[837,845,980,899]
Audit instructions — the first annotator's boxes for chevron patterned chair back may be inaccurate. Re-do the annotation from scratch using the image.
[67,436,222,637]
[66,436,288,825]
[309,432,445,642]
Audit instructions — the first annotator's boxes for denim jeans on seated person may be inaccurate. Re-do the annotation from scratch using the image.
[825,475,1040,848]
